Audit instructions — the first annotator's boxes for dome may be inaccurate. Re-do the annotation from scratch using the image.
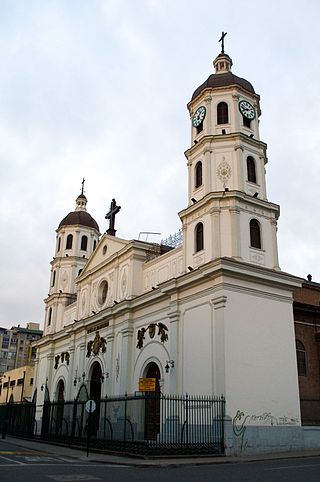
[191,51,256,102]
[191,71,255,101]
[58,211,99,231]
[58,191,99,232]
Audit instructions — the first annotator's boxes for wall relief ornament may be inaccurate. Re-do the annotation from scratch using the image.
[136,322,168,349]
[217,158,232,186]
[54,351,70,369]
[86,331,107,357]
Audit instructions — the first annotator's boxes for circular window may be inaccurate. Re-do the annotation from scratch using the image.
[98,280,108,306]
[103,245,107,255]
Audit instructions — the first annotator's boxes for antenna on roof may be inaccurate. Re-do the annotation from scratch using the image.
[138,232,161,242]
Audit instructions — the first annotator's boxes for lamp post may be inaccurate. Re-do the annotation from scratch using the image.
[5,376,10,404]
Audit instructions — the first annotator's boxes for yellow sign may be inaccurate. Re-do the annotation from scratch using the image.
[139,377,156,392]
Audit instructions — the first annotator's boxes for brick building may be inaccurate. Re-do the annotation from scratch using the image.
[293,278,320,425]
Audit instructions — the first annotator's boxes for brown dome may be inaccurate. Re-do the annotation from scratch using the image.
[191,71,255,101]
[58,211,99,231]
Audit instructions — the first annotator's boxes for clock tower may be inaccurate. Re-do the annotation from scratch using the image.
[180,43,280,272]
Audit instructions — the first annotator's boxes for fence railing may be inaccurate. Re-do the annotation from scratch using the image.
[41,393,225,455]
[0,402,36,437]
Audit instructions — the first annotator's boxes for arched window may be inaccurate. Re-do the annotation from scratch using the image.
[81,235,88,251]
[195,161,203,188]
[217,102,229,124]
[243,117,251,128]
[250,219,261,249]
[66,234,73,250]
[57,237,61,252]
[48,307,52,326]
[247,156,256,183]
[296,340,307,376]
[93,240,97,251]
[51,270,56,287]
[195,222,204,252]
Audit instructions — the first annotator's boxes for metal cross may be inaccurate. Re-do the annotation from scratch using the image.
[81,178,85,195]
[219,31,227,53]
[105,198,121,236]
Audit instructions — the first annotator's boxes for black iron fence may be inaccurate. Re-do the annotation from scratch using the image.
[0,402,36,437]
[41,393,225,455]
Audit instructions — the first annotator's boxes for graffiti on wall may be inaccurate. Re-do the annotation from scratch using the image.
[232,409,299,452]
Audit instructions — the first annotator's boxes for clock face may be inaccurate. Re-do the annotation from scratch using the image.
[192,106,206,127]
[238,100,256,120]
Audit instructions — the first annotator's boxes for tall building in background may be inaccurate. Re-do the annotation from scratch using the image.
[0,322,42,375]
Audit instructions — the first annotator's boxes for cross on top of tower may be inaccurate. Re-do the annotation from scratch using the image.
[81,178,85,195]
[105,198,121,236]
[219,31,227,53]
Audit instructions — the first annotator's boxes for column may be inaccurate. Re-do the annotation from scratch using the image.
[212,295,227,396]
[271,219,280,270]
[119,325,134,394]
[230,206,242,259]
[167,304,180,394]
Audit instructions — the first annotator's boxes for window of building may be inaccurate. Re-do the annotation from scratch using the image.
[57,237,61,252]
[66,234,73,250]
[196,123,203,135]
[195,222,204,252]
[195,161,203,188]
[93,240,97,251]
[250,219,261,249]
[243,117,251,128]
[81,235,88,251]
[247,156,257,183]
[296,340,307,376]
[2,338,9,349]
[217,102,229,124]
[98,280,108,306]
[17,378,24,386]
[48,307,52,326]
[30,378,34,385]
[51,270,56,287]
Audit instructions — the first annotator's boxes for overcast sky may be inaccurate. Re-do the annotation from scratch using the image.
[0,0,320,328]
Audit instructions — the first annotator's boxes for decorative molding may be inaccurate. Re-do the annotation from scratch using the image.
[212,295,227,310]
[217,159,232,185]
[54,351,70,369]
[136,322,168,349]
[86,331,107,357]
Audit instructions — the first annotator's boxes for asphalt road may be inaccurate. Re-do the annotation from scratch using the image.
[1,439,320,481]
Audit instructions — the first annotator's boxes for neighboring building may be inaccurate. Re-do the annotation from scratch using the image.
[0,366,35,404]
[0,323,42,375]
[34,43,313,455]
[293,278,320,425]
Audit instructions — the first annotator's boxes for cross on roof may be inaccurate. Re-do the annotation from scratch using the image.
[105,198,121,236]
[81,178,85,195]
[219,31,227,54]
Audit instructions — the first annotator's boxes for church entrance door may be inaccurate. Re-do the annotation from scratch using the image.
[56,380,65,433]
[89,362,102,435]
[144,362,161,440]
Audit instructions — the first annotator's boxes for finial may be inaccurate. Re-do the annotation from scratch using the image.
[81,178,85,195]
[219,31,227,54]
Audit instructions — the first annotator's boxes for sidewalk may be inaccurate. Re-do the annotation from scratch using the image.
[2,436,320,467]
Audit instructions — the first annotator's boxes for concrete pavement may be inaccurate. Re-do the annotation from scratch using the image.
[2,435,320,467]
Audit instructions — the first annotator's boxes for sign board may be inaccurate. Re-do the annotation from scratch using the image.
[139,377,156,392]
[85,399,96,413]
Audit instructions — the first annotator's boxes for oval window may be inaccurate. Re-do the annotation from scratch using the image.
[98,280,108,306]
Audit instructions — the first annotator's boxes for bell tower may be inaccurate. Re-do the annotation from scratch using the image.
[180,36,280,272]
[44,182,100,335]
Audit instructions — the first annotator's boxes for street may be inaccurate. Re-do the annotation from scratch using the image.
[1,439,320,481]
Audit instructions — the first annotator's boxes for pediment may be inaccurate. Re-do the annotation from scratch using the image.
[79,234,130,277]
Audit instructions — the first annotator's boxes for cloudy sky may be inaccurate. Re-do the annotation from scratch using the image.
[0,0,320,328]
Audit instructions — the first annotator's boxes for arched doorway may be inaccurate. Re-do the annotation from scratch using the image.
[89,362,102,436]
[56,380,65,433]
[144,362,161,440]
[90,362,102,401]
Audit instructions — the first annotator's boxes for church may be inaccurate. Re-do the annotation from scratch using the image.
[34,38,314,455]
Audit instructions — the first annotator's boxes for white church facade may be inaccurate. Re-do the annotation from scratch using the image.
[34,43,312,455]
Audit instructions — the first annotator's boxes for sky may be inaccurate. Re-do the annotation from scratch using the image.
[1,0,320,328]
